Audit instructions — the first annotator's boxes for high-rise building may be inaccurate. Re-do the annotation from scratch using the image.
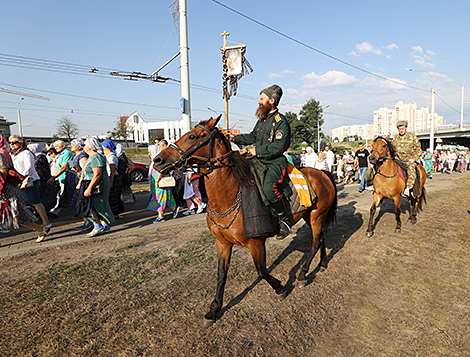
[332,124,373,142]
[373,101,444,136]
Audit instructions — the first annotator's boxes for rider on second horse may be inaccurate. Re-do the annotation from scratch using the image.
[391,120,422,197]
[230,84,292,239]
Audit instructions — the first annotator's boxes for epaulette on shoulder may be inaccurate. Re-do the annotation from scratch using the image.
[274,113,282,122]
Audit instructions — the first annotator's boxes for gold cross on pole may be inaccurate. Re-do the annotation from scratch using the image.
[221,31,230,48]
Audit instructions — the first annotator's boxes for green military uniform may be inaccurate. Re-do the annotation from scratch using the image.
[233,110,291,202]
[391,131,422,189]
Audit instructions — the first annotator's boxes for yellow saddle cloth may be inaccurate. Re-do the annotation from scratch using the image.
[287,164,312,207]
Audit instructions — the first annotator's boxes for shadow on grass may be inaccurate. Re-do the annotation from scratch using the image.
[217,200,363,320]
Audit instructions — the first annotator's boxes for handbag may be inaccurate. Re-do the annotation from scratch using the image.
[91,176,104,196]
[81,176,105,196]
[20,175,34,189]
[159,176,176,188]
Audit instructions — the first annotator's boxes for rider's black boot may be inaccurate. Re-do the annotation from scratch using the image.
[271,198,292,240]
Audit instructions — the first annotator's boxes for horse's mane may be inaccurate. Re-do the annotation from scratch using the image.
[198,120,254,188]
[374,136,396,158]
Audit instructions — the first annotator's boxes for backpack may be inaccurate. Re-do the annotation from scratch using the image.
[117,154,129,176]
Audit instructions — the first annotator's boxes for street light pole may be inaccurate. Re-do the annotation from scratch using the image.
[17,97,24,137]
[461,84,465,129]
[408,69,435,152]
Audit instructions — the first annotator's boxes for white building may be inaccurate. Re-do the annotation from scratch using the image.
[332,124,373,142]
[124,111,187,144]
[373,101,444,136]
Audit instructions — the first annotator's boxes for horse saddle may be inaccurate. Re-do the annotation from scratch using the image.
[395,159,421,197]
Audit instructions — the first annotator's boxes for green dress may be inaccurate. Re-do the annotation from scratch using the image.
[82,153,115,225]
[423,152,432,174]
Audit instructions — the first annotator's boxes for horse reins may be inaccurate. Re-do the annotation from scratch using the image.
[168,124,234,172]
[371,138,399,179]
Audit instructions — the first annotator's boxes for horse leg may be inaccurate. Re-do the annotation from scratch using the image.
[247,239,287,299]
[408,196,417,224]
[297,216,323,287]
[366,193,381,237]
[202,239,233,327]
[392,195,402,233]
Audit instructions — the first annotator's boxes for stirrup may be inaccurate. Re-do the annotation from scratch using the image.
[276,221,291,240]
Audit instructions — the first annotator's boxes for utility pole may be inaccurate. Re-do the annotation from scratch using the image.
[179,0,191,134]
[461,84,465,129]
[17,97,24,137]
[221,31,230,130]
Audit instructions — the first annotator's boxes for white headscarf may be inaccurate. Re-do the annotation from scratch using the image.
[85,138,103,154]
[148,145,161,160]
[116,144,125,157]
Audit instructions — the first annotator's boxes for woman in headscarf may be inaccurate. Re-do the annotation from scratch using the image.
[303,146,318,168]
[115,144,136,203]
[28,143,57,210]
[423,148,433,179]
[1,135,49,242]
[78,138,115,236]
[147,145,177,222]
[102,139,124,216]
[69,138,92,231]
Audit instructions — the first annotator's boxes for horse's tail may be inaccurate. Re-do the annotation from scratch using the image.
[417,186,426,212]
[321,170,338,231]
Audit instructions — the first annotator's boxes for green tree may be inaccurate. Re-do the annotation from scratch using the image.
[297,98,324,149]
[285,111,301,148]
[107,118,133,147]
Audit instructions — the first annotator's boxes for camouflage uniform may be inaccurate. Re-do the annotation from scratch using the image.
[233,110,291,202]
[391,131,422,189]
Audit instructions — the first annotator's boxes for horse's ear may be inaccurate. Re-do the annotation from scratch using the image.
[385,134,390,141]
[206,114,222,129]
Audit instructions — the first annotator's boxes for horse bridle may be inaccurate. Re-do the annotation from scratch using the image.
[371,138,399,179]
[167,124,234,171]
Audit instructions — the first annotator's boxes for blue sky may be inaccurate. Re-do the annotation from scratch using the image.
[1,0,469,139]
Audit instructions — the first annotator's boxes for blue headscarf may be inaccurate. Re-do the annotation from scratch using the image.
[102,139,116,154]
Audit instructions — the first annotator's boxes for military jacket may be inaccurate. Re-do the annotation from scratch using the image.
[233,110,291,167]
[391,131,421,162]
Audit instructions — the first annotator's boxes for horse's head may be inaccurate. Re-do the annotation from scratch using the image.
[153,114,226,174]
[369,134,392,166]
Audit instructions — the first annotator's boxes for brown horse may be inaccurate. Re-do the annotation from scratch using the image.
[366,135,426,237]
[153,116,337,326]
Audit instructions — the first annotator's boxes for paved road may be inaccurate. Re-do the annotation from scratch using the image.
[0,170,461,257]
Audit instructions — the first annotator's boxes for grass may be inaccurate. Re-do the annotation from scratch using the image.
[1,178,470,356]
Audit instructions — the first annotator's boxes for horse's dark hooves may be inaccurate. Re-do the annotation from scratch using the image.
[366,231,374,237]
[277,289,288,300]
[394,228,401,233]
[297,279,307,288]
[411,220,417,225]
[201,318,216,328]
[320,265,327,272]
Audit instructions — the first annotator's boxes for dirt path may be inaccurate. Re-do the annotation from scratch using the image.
[0,172,469,356]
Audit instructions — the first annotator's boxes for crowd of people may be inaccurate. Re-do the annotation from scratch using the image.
[295,141,470,192]
[0,135,207,245]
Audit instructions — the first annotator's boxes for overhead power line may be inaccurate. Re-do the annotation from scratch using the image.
[211,0,428,93]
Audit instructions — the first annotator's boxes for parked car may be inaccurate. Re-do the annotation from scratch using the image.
[135,143,149,148]
[129,162,149,182]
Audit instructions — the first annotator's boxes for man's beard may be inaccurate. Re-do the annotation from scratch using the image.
[255,103,272,119]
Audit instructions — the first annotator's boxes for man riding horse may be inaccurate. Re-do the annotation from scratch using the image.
[391,120,422,197]
[229,84,292,239]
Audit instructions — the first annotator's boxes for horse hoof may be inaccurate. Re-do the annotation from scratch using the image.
[395,229,401,233]
[366,231,374,237]
[297,279,307,288]
[201,318,215,329]
[320,265,327,272]
[277,289,288,300]
[411,220,417,225]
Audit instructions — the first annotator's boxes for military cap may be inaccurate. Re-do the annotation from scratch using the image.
[396,120,408,127]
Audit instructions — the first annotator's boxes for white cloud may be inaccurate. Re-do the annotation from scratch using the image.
[348,51,359,57]
[268,69,295,79]
[355,42,382,56]
[303,70,357,88]
[411,45,437,68]
[385,43,398,50]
